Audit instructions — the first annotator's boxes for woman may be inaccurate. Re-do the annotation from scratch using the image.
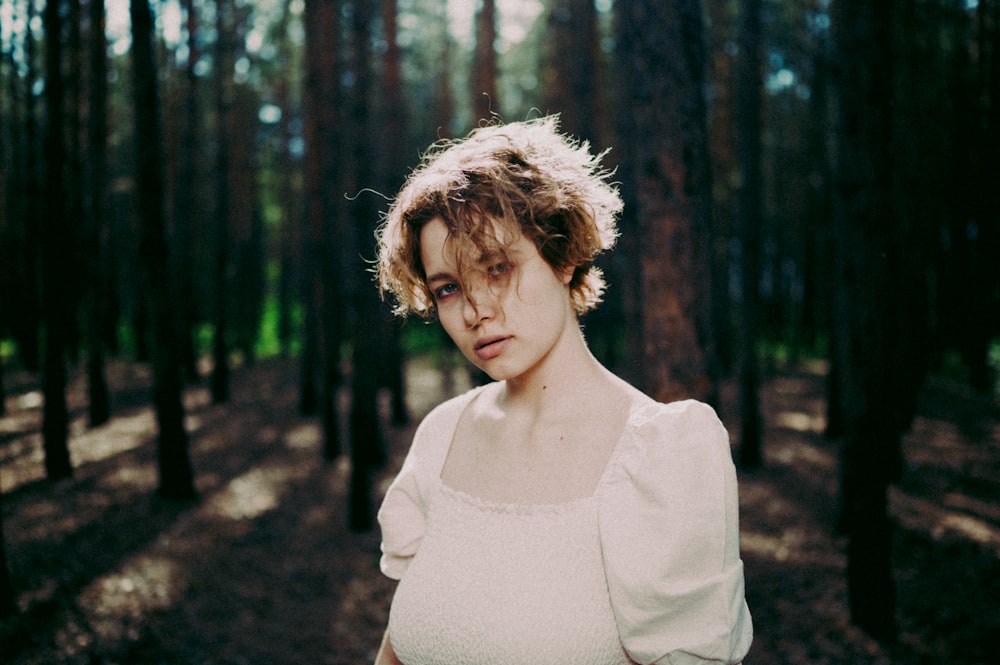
[373,116,752,665]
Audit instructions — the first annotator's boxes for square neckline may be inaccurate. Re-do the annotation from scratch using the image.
[434,382,655,511]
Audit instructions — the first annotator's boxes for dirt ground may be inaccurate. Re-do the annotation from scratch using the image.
[1,355,998,664]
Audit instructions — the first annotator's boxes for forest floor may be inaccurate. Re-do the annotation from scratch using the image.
[0,354,998,665]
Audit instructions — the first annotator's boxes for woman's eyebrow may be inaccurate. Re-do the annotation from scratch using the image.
[425,271,455,284]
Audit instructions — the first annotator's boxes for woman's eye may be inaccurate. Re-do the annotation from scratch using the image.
[434,283,459,300]
[486,262,509,279]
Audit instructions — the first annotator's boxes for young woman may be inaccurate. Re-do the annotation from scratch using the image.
[373,116,752,665]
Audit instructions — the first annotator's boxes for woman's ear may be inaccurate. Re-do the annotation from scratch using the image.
[560,265,575,286]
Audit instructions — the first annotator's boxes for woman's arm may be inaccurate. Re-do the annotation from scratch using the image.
[374,630,403,665]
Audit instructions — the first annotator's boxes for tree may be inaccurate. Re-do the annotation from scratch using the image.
[830,0,933,639]
[346,0,387,531]
[378,0,409,427]
[0,497,13,617]
[471,0,498,123]
[542,0,600,146]
[174,0,204,382]
[301,0,344,460]
[84,0,112,426]
[41,0,74,481]
[211,0,233,403]
[615,0,717,403]
[734,0,764,467]
[131,0,197,500]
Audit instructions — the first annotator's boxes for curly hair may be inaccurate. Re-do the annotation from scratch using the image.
[375,115,622,318]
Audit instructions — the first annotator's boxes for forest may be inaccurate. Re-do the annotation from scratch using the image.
[1,0,998,662]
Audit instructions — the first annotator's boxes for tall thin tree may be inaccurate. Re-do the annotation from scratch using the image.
[346,0,383,531]
[301,0,343,459]
[84,0,112,426]
[616,0,717,403]
[131,0,197,500]
[41,0,74,480]
[830,0,933,639]
[471,0,498,123]
[211,0,233,403]
[0,494,14,617]
[734,0,763,467]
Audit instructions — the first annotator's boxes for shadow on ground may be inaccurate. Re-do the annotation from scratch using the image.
[1,357,998,664]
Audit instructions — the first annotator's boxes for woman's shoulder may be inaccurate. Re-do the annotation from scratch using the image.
[414,383,491,442]
[614,393,732,474]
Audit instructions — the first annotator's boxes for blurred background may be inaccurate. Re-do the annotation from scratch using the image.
[1,0,998,663]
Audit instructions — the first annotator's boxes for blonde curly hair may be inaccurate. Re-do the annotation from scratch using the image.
[375,115,622,318]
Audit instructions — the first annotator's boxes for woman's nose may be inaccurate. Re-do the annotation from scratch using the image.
[461,282,497,327]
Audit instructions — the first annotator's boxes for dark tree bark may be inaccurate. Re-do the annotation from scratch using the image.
[0,496,14,617]
[543,0,599,146]
[471,0,498,123]
[616,0,717,403]
[347,0,383,531]
[302,0,343,459]
[174,0,203,382]
[131,0,197,501]
[830,0,935,640]
[211,0,233,403]
[379,0,409,427]
[12,0,41,373]
[275,0,301,358]
[734,0,763,468]
[41,0,73,481]
[84,0,112,427]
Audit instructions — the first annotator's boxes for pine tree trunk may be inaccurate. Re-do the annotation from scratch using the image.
[616,0,716,403]
[131,0,197,501]
[42,0,73,481]
[0,498,14,617]
[831,0,902,640]
[735,0,763,467]
[211,0,232,403]
[348,0,382,531]
[472,0,498,123]
[85,0,111,427]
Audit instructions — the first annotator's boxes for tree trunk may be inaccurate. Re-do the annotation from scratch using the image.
[131,0,197,501]
[735,0,763,467]
[616,0,716,403]
[348,0,383,531]
[543,0,599,146]
[175,0,203,382]
[379,0,409,427]
[302,0,343,455]
[831,0,914,640]
[13,0,41,373]
[211,0,232,403]
[41,0,73,481]
[471,0,498,123]
[85,0,111,427]
[0,497,14,617]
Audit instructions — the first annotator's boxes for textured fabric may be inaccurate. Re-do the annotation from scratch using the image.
[378,385,752,665]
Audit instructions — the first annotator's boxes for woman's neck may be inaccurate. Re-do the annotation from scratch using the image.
[499,326,613,420]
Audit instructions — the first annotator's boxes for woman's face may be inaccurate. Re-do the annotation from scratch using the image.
[420,216,577,384]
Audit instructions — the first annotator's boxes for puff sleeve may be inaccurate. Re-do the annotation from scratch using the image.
[377,389,477,580]
[599,400,753,665]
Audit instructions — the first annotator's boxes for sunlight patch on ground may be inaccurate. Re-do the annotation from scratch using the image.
[71,412,156,465]
[891,488,1000,557]
[770,438,837,471]
[206,464,312,521]
[775,410,827,435]
[77,556,184,646]
[284,422,321,450]
[99,463,159,493]
[740,529,844,568]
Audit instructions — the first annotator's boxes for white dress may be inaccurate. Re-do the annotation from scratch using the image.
[378,384,753,665]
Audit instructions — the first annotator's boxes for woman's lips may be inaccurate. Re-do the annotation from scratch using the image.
[474,336,510,361]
